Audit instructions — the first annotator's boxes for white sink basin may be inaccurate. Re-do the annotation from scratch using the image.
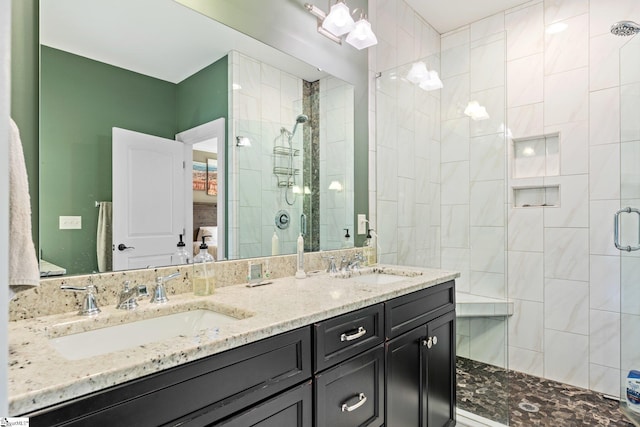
[50,309,241,360]
[351,273,407,285]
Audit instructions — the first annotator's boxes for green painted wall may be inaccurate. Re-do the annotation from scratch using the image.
[177,56,228,133]
[40,46,178,274]
[11,0,39,249]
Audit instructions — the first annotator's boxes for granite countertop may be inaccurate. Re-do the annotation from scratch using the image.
[8,265,458,416]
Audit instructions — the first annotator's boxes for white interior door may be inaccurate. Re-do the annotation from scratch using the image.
[112,127,185,271]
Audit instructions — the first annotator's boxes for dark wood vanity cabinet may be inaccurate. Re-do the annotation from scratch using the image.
[386,282,456,427]
[25,280,455,427]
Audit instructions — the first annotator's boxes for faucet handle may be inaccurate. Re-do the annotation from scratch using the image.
[61,284,101,316]
[151,272,180,304]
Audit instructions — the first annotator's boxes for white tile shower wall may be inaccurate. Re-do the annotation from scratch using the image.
[229,51,303,259]
[370,0,441,267]
[369,0,636,396]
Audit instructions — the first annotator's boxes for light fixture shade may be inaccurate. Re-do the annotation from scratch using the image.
[345,18,378,49]
[322,1,355,36]
[236,136,251,147]
[406,62,429,83]
[418,70,443,91]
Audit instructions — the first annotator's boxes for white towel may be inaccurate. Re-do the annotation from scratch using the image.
[96,201,112,272]
[9,118,40,299]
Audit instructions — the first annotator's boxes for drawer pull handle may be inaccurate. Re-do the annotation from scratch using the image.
[341,393,367,412]
[341,326,366,342]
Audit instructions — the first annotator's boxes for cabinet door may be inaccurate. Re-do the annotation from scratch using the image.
[315,345,385,427]
[424,311,456,427]
[214,381,312,427]
[386,324,427,427]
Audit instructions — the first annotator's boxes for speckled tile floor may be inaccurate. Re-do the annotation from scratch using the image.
[457,357,637,426]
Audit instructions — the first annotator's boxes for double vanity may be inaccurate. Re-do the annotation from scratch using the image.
[8,263,458,426]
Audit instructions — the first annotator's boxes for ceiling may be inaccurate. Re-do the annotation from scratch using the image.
[406,0,530,34]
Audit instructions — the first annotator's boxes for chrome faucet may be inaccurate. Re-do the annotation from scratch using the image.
[323,256,338,275]
[151,272,180,304]
[61,283,101,316]
[348,253,364,271]
[116,281,149,310]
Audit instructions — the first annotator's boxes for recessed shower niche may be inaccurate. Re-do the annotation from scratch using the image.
[511,133,560,208]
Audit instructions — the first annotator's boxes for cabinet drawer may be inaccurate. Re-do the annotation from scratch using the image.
[214,381,313,427]
[385,281,454,339]
[28,327,312,427]
[314,304,384,372]
[315,345,385,427]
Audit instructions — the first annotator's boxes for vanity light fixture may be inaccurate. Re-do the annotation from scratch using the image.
[305,1,377,49]
[546,22,568,34]
[464,101,490,121]
[236,136,251,147]
[329,180,343,191]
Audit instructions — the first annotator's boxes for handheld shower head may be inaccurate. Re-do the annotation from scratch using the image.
[290,114,309,140]
[611,21,640,36]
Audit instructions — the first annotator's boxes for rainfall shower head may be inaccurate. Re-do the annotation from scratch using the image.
[611,21,640,36]
[290,114,309,140]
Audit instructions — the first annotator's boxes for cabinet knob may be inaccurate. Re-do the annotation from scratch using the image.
[422,337,433,349]
[341,392,367,412]
[432,335,438,346]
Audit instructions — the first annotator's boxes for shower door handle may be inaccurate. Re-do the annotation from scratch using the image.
[614,207,640,252]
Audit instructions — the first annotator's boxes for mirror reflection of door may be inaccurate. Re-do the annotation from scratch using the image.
[176,118,226,261]
[111,127,187,271]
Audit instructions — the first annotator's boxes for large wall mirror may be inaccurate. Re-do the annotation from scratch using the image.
[39,0,356,276]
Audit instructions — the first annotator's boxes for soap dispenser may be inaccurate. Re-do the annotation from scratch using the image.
[363,228,377,266]
[172,234,190,265]
[342,228,353,248]
[192,235,215,296]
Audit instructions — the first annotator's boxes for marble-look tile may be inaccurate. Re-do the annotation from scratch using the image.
[415,162,431,205]
[620,313,640,373]
[544,278,589,335]
[441,161,470,205]
[469,317,507,367]
[590,0,640,37]
[508,207,544,252]
[456,334,471,358]
[508,346,544,377]
[441,248,470,292]
[470,12,505,42]
[506,2,544,61]
[590,255,621,312]
[441,43,470,79]
[545,0,589,24]
[470,134,506,182]
[470,37,505,93]
[590,33,626,91]
[544,174,589,228]
[441,27,470,51]
[470,226,505,274]
[545,121,589,176]
[544,67,589,126]
[469,87,506,138]
[377,200,399,256]
[397,226,417,266]
[621,83,640,143]
[590,309,621,368]
[589,144,620,200]
[469,271,506,300]
[590,363,621,398]
[508,103,544,138]
[417,19,440,59]
[507,54,543,108]
[621,256,640,315]
[621,43,640,87]
[398,178,416,227]
[441,205,470,248]
[397,129,415,179]
[441,118,470,163]
[544,227,589,281]
[544,13,589,75]
[590,200,621,257]
[442,74,470,120]
[621,141,640,199]
[508,299,544,352]
[590,88,621,146]
[470,180,505,227]
[508,250,544,302]
[544,329,589,388]
[377,145,398,202]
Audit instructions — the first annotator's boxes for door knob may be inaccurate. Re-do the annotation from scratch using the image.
[117,243,135,251]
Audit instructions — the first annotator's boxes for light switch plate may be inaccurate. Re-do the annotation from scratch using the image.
[357,214,367,235]
[59,216,82,230]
